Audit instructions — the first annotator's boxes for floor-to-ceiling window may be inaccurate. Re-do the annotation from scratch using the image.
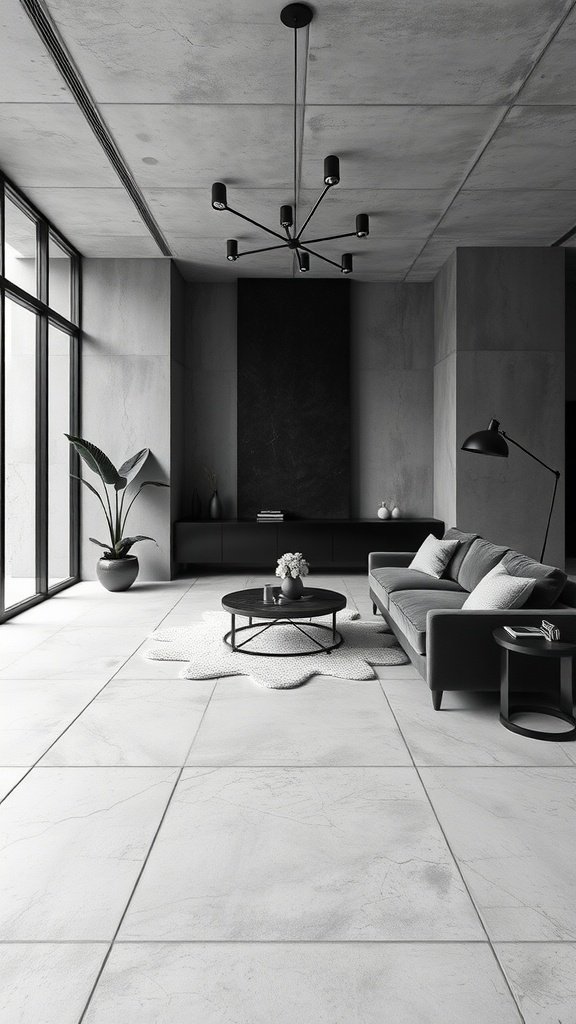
[1,173,80,621]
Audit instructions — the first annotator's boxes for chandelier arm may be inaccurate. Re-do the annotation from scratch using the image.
[284,225,292,242]
[237,243,292,258]
[301,231,357,245]
[298,244,342,270]
[296,184,331,240]
[225,206,287,242]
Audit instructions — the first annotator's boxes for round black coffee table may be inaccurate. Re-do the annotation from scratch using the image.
[493,627,576,741]
[222,587,347,656]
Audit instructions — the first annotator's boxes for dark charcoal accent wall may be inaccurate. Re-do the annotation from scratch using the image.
[238,280,350,519]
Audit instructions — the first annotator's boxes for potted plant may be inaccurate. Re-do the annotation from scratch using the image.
[65,434,169,591]
[275,551,309,600]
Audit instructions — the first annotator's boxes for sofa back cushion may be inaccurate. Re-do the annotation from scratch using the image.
[442,527,480,582]
[502,550,567,608]
[457,537,510,593]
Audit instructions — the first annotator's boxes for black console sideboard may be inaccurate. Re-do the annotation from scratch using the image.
[173,519,444,570]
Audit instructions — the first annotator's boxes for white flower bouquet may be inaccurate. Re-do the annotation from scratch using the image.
[275,551,310,579]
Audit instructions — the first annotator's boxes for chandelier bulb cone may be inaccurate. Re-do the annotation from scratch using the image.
[356,213,369,238]
[324,155,340,186]
[299,252,310,273]
[341,253,353,274]
[226,239,238,261]
[211,182,227,210]
[280,204,293,228]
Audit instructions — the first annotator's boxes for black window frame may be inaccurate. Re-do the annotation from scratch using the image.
[0,170,81,622]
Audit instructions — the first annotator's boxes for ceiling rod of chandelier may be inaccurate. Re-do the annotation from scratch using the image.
[211,3,369,276]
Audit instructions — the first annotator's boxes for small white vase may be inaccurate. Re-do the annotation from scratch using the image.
[377,502,390,520]
[391,506,400,519]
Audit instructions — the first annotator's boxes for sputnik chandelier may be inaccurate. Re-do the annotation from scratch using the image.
[211,2,369,275]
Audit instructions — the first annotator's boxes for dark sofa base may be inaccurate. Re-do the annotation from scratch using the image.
[370,583,576,711]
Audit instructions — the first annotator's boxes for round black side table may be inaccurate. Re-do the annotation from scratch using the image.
[493,628,576,741]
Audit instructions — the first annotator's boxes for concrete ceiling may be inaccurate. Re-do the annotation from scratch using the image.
[1,0,575,281]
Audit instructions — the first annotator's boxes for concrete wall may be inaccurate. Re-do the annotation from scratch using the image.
[350,282,434,518]
[82,259,172,580]
[433,253,458,529]
[434,248,565,567]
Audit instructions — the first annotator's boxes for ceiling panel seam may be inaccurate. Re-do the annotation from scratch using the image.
[18,0,172,258]
[402,0,576,280]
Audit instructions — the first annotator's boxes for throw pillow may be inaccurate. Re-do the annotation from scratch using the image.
[409,534,459,579]
[462,562,536,610]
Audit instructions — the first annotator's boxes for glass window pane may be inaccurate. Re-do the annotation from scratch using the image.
[48,326,72,586]
[4,196,37,296]
[48,235,72,320]
[4,299,38,608]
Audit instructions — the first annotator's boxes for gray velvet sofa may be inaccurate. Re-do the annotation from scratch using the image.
[369,528,576,709]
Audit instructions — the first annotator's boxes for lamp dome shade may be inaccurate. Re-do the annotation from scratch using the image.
[461,418,509,457]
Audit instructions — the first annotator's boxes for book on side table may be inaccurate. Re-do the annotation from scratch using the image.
[504,621,561,641]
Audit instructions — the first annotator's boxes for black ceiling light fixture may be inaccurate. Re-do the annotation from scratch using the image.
[211,2,369,276]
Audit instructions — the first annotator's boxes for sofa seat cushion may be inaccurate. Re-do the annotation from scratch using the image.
[388,589,468,655]
[370,567,464,609]
[502,550,567,608]
[457,537,510,592]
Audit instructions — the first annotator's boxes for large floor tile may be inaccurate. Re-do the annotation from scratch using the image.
[187,676,411,766]
[83,941,521,1024]
[0,942,106,1024]
[0,766,175,939]
[119,767,483,941]
[41,679,215,766]
[384,679,575,766]
[0,767,29,801]
[420,766,576,940]
[494,943,576,1024]
[0,628,144,680]
[114,642,191,679]
[0,679,107,765]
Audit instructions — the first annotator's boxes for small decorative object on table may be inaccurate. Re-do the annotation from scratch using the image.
[204,466,222,520]
[65,434,169,592]
[275,551,309,600]
[391,505,401,519]
[263,584,275,605]
[377,501,390,520]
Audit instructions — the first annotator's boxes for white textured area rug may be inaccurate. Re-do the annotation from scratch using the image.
[145,609,409,689]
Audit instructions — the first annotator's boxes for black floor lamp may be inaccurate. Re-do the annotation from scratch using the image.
[461,419,561,563]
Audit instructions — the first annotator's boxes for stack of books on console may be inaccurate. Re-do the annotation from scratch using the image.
[257,509,284,522]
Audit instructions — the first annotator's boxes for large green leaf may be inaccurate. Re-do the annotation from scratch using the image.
[115,535,157,557]
[89,537,113,551]
[118,448,149,484]
[65,434,121,486]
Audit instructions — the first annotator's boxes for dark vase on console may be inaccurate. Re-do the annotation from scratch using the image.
[281,575,304,600]
[209,490,223,520]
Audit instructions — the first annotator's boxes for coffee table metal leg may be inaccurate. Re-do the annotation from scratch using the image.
[231,614,236,650]
[332,612,336,643]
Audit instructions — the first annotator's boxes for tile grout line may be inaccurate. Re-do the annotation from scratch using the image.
[5,937,573,944]
[75,675,220,1024]
[0,583,197,806]
[378,679,527,1024]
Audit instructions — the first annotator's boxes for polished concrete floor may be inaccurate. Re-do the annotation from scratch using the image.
[1,574,575,1023]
